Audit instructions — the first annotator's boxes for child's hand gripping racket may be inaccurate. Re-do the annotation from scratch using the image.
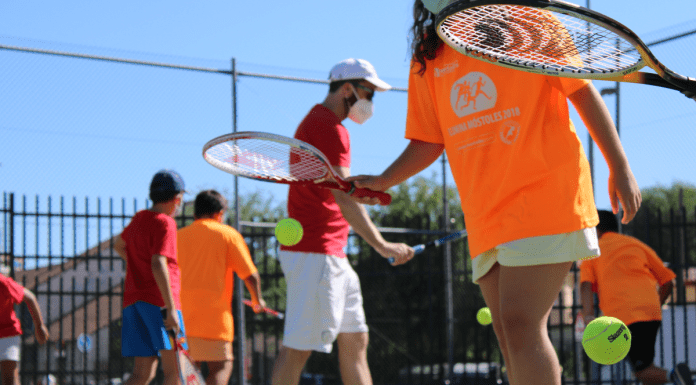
[243,299,284,319]
[203,131,392,205]
[388,229,468,265]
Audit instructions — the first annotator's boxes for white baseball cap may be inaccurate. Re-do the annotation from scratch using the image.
[328,58,391,92]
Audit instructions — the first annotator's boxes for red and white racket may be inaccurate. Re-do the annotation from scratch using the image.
[169,331,205,385]
[243,299,284,319]
[202,131,392,206]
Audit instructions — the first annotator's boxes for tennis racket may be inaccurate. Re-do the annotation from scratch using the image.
[169,331,205,385]
[388,229,468,264]
[434,0,696,99]
[203,131,392,205]
[243,299,285,319]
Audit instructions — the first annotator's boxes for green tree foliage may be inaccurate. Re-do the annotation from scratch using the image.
[640,181,696,218]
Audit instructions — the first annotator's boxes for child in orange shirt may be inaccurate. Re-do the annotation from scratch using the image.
[351,2,642,384]
[178,190,266,385]
[581,210,693,385]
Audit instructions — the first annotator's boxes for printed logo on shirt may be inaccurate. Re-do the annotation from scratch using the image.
[450,72,497,118]
[499,120,520,145]
[434,61,459,77]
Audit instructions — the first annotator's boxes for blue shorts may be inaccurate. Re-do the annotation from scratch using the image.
[121,301,187,357]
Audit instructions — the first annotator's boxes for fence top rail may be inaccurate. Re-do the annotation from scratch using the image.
[0,44,408,92]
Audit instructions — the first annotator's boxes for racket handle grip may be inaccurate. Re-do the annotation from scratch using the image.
[350,187,392,206]
[388,244,424,265]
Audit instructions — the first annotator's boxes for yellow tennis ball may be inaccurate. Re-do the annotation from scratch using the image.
[477,307,492,325]
[582,316,632,365]
[275,218,303,246]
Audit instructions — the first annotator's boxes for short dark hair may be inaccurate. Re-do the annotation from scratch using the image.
[329,79,360,93]
[194,190,227,219]
[150,190,180,204]
[149,169,185,204]
[597,210,619,234]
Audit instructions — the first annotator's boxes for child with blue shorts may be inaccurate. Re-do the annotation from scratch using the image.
[113,169,188,385]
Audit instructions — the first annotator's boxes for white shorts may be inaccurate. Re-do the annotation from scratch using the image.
[472,227,600,284]
[0,335,21,361]
[278,251,369,353]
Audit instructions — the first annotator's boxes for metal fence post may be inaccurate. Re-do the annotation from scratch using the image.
[231,57,248,385]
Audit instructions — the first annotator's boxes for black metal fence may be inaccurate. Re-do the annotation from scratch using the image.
[2,191,695,385]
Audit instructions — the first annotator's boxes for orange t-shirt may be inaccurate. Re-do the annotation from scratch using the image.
[406,44,598,257]
[177,219,258,341]
[580,232,676,325]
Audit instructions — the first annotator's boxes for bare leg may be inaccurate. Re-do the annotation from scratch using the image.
[337,332,372,385]
[0,360,19,385]
[635,364,669,385]
[204,360,233,385]
[498,262,573,385]
[477,263,514,383]
[271,346,312,385]
[160,349,180,385]
[123,356,158,385]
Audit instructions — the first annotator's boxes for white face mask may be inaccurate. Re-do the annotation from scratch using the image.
[348,84,374,125]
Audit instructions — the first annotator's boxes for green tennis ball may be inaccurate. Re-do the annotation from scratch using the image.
[275,218,303,246]
[477,307,492,325]
[582,316,632,365]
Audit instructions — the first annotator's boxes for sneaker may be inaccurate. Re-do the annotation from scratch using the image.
[672,362,694,385]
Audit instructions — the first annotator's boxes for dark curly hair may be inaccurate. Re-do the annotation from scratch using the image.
[597,210,619,234]
[410,1,443,75]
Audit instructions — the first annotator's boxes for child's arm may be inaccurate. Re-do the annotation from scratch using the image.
[580,281,597,324]
[243,272,266,312]
[151,254,179,333]
[23,288,49,344]
[568,83,641,224]
[658,279,674,305]
[349,140,445,192]
[112,234,127,261]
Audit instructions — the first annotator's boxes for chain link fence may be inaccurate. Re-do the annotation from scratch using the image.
[2,19,696,384]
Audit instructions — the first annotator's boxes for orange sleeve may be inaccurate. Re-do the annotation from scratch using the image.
[579,258,596,286]
[645,249,676,286]
[546,76,590,98]
[405,65,445,144]
[227,230,257,279]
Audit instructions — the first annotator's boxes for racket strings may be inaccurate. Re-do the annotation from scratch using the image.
[440,5,641,73]
[205,139,328,182]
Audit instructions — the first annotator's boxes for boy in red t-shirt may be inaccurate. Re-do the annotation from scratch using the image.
[112,169,187,385]
[270,59,414,385]
[1,272,49,385]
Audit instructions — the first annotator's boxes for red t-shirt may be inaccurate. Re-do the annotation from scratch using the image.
[121,210,181,309]
[281,104,351,258]
[0,274,26,338]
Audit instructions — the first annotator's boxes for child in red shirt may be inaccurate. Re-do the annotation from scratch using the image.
[1,272,49,385]
[112,169,187,385]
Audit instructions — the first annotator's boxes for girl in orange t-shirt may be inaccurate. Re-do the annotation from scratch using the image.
[351,2,642,385]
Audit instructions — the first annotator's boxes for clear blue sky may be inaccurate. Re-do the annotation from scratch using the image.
[1,0,695,219]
